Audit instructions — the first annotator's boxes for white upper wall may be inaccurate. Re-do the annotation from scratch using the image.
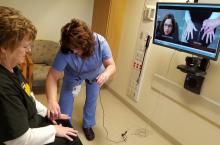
[0,0,94,42]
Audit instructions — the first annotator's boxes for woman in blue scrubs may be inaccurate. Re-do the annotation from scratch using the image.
[46,18,116,141]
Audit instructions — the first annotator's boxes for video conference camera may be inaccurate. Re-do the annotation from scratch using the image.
[177,56,209,75]
[177,56,209,94]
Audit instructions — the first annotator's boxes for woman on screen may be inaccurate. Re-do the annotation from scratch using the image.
[156,14,179,42]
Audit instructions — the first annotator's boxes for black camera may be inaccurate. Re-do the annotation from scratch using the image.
[185,56,209,72]
[184,74,204,94]
[186,56,201,67]
[177,56,209,94]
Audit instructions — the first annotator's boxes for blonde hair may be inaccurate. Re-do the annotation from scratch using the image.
[0,6,37,51]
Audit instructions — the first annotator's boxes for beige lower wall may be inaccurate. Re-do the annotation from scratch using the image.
[108,0,220,145]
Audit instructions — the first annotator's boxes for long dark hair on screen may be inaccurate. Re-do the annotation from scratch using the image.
[160,14,176,35]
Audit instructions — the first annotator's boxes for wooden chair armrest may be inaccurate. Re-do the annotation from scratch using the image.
[26,54,33,65]
[20,61,27,79]
[26,54,33,89]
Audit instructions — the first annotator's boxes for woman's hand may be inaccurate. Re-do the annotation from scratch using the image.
[185,20,197,40]
[97,58,116,86]
[201,18,219,44]
[96,72,109,86]
[47,101,61,123]
[58,114,70,120]
[54,124,78,141]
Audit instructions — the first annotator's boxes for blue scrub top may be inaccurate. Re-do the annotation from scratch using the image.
[52,33,112,86]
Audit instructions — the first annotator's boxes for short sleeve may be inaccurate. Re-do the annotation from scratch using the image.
[0,92,29,142]
[97,34,112,61]
[52,51,68,72]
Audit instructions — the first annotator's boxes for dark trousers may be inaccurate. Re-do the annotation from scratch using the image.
[46,119,83,145]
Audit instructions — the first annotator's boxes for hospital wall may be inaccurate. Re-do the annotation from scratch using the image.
[0,0,94,41]
[107,0,220,145]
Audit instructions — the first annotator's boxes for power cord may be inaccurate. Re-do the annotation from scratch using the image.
[166,50,176,76]
[99,90,126,143]
[99,89,150,143]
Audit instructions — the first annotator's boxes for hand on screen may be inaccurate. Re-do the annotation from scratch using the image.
[185,20,197,40]
[201,19,218,44]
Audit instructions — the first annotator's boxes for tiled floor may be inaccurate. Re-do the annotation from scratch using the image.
[35,85,172,145]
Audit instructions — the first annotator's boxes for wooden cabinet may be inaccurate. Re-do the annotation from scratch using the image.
[91,0,127,60]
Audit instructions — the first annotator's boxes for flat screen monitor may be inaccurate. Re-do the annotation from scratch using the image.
[153,3,220,60]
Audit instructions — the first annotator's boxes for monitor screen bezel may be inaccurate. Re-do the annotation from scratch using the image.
[152,2,220,61]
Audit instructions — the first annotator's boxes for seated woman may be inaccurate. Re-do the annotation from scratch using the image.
[155,14,179,42]
[0,6,82,145]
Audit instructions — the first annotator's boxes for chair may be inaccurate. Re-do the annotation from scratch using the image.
[20,55,33,88]
[29,40,60,89]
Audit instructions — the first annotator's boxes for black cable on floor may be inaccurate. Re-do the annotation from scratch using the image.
[99,90,126,143]
[99,89,150,144]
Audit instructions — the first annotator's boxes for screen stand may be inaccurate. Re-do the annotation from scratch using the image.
[177,56,209,94]
[186,0,198,3]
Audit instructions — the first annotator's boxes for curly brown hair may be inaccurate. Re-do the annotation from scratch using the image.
[0,6,20,17]
[60,18,95,59]
[0,6,37,51]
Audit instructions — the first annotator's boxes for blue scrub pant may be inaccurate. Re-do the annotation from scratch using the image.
[59,81,100,128]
